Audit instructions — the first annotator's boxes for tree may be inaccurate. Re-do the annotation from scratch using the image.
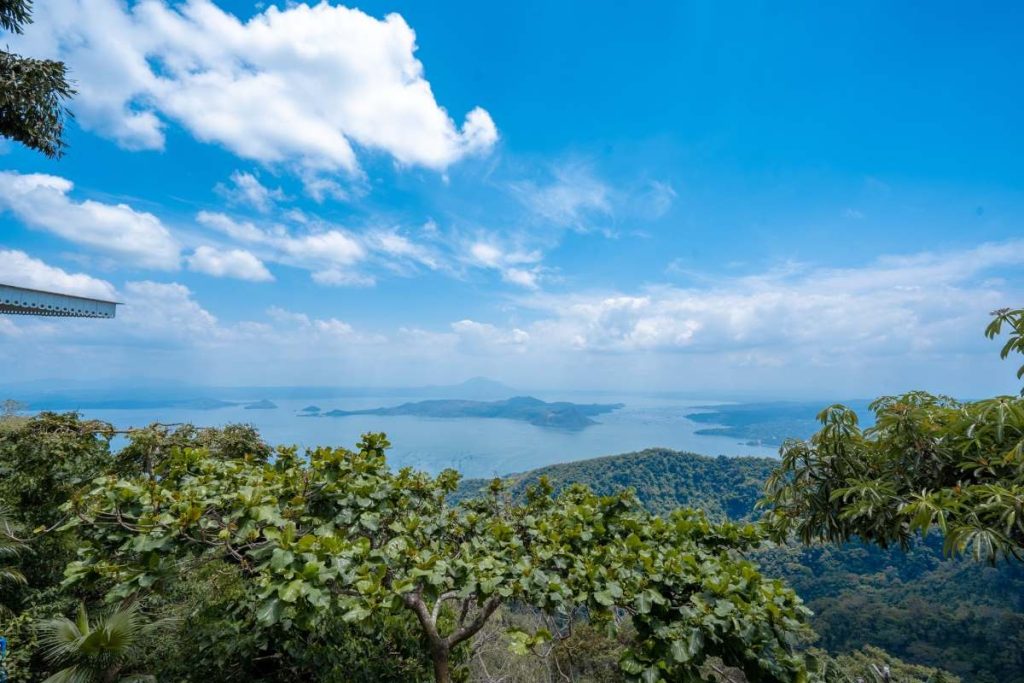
[762,308,1024,563]
[37,602,168,683]
[0,507,27,618]
[64,434,813,683]
[0,0,75,158]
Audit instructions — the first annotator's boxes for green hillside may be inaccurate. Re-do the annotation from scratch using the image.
[456,447,775,518]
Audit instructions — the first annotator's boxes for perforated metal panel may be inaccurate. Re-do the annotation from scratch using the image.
[0,284,118,318]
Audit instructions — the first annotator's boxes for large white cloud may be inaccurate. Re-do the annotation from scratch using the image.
[0,249,117,299]
[12,0,498,178]
[0,172,181,269]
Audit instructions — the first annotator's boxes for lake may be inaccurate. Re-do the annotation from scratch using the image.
[76,393,780,479]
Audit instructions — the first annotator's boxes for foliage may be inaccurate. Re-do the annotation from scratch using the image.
[761,391,1024,562]
[37,601,169,683]
[757,537,1024,683]
[0,412,113,593]
[0,508,27,617]
[986,307,1024,391]
[0,0,75,158]
[63,434,812,683]
[810,645,959,683]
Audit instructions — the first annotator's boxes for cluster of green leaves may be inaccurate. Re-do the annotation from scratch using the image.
[762,391,1024,562]
[0,0,75,158]
[987,307,1024,391]
[62,433,812,683]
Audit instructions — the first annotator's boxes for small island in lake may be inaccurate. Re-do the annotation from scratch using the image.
[299,405,321,414]
[322,396,623,430]
[244,399,278,410]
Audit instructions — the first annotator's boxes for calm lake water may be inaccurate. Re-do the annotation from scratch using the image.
[78,393,778,479]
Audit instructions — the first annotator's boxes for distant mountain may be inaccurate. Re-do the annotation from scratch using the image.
[322,396,622,430]
[11,397,237,411]
[2,377,520,407]
[243,399,278,410]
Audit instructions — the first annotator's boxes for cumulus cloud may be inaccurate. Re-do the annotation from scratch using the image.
[0,171,180,270]
[13,0,498,178]
[0,249,117,299]
[215,171,284,213]
[198,211,367,285]
[187,246,274,282]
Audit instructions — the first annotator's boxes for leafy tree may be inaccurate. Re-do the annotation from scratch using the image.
[37,602,168,683]
[0,507,26,618]
[987,307,1024,392]
[0,0,75,157]
[762,307,1024,563]
[64,434,813,683]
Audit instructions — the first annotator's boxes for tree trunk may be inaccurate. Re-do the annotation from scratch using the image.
[431,642,451,683]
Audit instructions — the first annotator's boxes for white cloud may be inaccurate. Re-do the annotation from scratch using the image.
[367,230,441,271]
[509,164,611,229]
[465,238,543,289]
[0,249,117,299]
[452,319,529,351]
[0,171,180,269]
[117,280,221,340]
[513,239,1024,356]
[501,268,540,289]
[197,211,368,285]
[215,171,284,213]
[310,268,375,288]
[14,0,498,178]
[187,246,273,282]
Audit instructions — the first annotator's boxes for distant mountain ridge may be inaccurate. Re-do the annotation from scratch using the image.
[321,396,623,430]
[3,377,520,410]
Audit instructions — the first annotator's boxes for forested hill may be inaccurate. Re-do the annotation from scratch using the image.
[456,447,775,518]
[458,448,1024,683]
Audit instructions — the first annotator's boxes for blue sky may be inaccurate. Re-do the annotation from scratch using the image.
[1,0,1022,397]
